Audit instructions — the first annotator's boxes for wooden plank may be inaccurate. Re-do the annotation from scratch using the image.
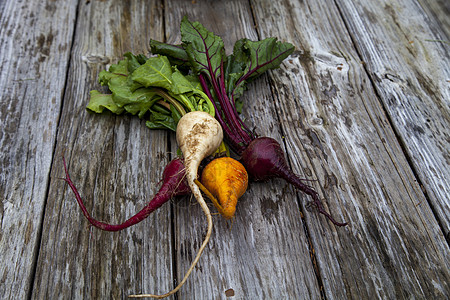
[162,1,323,299]
[32,1,171,299]
[418,0,450,38]
[251,0,449,298]
[1,0,446,299]
[0,0,78,298]
[336,0,450,236]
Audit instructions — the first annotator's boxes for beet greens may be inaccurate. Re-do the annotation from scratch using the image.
[151,17,347,226]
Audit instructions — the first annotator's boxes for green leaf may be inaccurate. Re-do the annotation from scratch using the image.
[108,77,141,107]
[150,40,190,69]
[124,52,148,73]
[171,69,197,94]
[228,37,295,102]
[223,39,250,99]
[226,70,246,100]
[242,38,294,80]
[131,56,174,90]
[180,16,225,81]
[95,56,143,109]
[120,89,160,118]
[146,110,177,131]
[170,104,182,125]
[98,59,129,86]
[235,98,244,114]
[87,90,124,114]
[87,51,215,132]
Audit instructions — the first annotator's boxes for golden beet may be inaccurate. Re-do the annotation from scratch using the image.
[200,157,248,219]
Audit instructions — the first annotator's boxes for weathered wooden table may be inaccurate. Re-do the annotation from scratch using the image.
[1,0,448,299]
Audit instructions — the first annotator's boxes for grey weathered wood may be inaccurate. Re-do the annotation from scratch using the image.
[252,0,449,298]
[0,0,78,298]
[32,1,171,299]
[0,0,449,299]
[336,0,450,242]
[418,0,450,38]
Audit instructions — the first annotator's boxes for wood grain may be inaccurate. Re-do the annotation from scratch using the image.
[418,0,450,38]
[0,0,448,299]
[0,0,78,298]
[336,0,450,242]
[251,0,449,298]
[32,1,170,299]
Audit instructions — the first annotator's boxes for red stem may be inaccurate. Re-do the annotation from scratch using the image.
[199,74,245,154]
[62,156,189,231]
[218,62,253,146]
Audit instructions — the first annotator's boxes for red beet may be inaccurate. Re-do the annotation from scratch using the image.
[62,157,190,231]
[241,137,347,226]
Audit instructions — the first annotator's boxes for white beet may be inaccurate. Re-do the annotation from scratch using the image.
[176,111,224,184]
[131,111,223,299]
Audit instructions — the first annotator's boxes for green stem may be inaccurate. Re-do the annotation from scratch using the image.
[177,94,197,112]
[152,88,187,116]
[196,90,215,117]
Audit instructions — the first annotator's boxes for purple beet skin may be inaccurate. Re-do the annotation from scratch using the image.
[63,157,191,231]
[241,137,347,226]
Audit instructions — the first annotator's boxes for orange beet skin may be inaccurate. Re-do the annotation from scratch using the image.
[200,157,248,219]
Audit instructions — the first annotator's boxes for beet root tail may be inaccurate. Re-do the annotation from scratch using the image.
[62,156,190,231]
[241,137,348,227]
[292,180,348,227]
